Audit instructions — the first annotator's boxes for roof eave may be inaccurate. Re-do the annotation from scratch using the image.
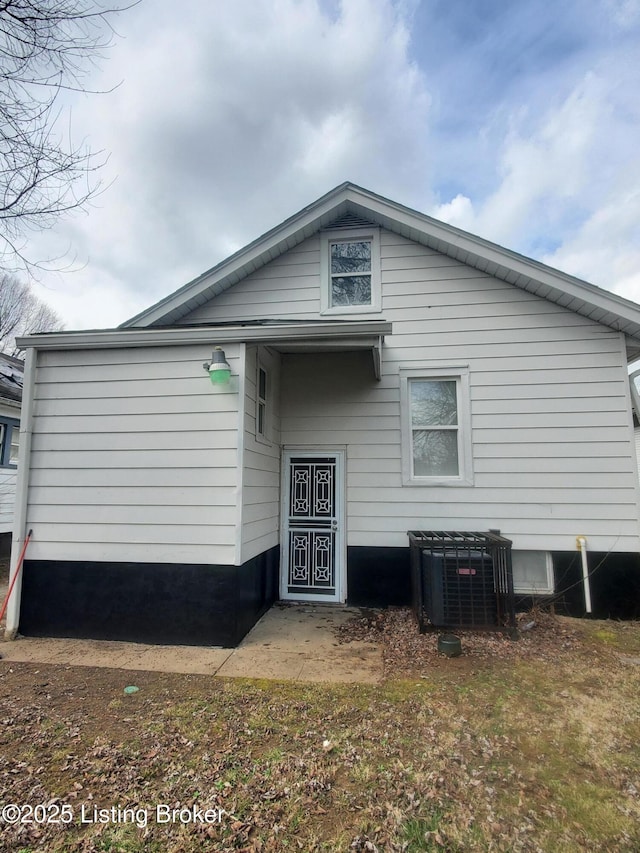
[17,319,392,351]
[120,182,640,344]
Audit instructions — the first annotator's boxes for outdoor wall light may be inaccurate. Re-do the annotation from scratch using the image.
[203,347,231,385]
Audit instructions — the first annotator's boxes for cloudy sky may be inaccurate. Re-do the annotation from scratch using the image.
[16,0,640,330]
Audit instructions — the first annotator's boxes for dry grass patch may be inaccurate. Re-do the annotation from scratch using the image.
[1,612,639,851]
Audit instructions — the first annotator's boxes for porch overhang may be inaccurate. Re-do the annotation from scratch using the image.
[264,329,387,380]
[16,320,391,380]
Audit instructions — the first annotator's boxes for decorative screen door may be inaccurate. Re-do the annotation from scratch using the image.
[281,451,344,602]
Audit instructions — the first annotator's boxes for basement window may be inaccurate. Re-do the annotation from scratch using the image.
[320,228,381,314]
[511,551,554,595]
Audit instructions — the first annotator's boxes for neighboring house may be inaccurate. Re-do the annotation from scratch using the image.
[6,183,640,644]
[0,353,23,551]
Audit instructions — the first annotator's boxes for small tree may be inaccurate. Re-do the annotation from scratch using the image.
[0,0,130,271]
[0,274,64,355]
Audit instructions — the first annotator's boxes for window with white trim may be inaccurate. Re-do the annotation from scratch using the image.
[400,367,473,485]
[511,551,554,595]
[320,228,381,313]
[411,379,459,475]
[0,417,19,468]
[256,363,268,440]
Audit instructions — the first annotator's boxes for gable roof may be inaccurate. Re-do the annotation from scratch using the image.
[122,182,640,359]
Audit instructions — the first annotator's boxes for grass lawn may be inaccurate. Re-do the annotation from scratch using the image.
[1,614,639,852]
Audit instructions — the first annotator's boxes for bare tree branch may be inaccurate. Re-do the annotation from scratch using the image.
[0,272,64,354]
[0,0,135,273]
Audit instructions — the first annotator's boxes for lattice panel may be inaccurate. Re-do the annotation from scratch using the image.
[288,530,335,592]
[289,460,335,520]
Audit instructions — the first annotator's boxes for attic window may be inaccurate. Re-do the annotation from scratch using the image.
[331,240,371,306]
[320,227,380,314]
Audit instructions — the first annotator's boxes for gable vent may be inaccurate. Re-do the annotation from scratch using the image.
[324,212,377,230]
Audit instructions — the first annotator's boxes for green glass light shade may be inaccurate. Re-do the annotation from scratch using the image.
[205,347,232,385]
[209,367,231,385]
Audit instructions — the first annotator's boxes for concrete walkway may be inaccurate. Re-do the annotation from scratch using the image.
[0,604,382,684]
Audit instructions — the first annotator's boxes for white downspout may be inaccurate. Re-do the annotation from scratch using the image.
[576,536,592,615]
[5,347,36,640]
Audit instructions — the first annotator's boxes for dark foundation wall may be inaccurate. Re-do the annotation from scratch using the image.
[347,546,412,607]
[19,547,279,647]
[17,546,640,647]
[346,546,640,619]
[552,551,640,619]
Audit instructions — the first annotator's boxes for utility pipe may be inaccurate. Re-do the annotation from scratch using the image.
[576,536,592,614]
[0,529,32,623]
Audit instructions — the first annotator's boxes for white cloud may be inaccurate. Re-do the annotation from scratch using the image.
[433,44,640,298]
[432,193,475,230]
[13,0,640,328]
[25,0,432,327]
[543,187,640,298]
[433,72,610,246]
[605,0,640,27]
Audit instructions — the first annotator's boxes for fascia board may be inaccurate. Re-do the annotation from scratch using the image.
[0,396,21,411]
[16,321,392,352]
[354,188,640,330]
[121,180,640,336]
[346,188,640,329]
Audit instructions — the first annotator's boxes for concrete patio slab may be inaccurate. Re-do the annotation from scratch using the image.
[0,603,382,683]
[216,649,307,680]
[240,603,363,649]
[0,635,233,674]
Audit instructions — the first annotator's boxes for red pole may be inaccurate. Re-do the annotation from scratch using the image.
[0,529,33,625]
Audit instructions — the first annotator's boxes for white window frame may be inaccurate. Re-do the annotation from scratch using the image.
[0,417,19,469]
[255,360,270,444]
[400,366,473,486]
[511,551,554,595]
[320,227,381,315]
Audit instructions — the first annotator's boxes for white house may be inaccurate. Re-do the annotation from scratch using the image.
[0,353,23,549]
[6,183,640,644]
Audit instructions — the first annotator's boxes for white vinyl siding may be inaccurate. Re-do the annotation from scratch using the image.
[276,230,640,554]
[240,346,281,562]
[25,228,640,563]
[181,237,323,324]
[25,343,242,565]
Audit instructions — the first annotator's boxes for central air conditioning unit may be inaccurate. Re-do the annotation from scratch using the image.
[421,549,497,628]
[408,531,516,633]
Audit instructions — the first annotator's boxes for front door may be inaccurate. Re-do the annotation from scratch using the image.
[281,451,345,602]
